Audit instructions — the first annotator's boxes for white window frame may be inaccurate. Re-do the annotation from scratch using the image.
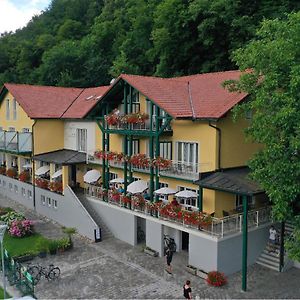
[76,128,87,152]
[175,141,199,173]
[159,141,172,160]
[13,99,17,120]
[158,182,169,202]
[6,99,10,120]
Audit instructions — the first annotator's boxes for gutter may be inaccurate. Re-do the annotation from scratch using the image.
[32,120,37,209]
[209,122,221,170]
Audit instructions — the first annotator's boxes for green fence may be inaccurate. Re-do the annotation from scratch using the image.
[1,249,35,298]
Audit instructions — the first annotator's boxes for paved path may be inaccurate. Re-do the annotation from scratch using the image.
[1,194,300,299]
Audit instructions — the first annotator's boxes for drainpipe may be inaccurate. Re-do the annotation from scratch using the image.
[31,120,36,210]
[209,122,221,170]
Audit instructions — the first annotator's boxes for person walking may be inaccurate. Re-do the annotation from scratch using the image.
[165,247,173,274]
[268,225,277,253]
[183,280,192,299]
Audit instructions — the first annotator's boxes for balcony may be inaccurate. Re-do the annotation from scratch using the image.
[0,130,32,153]
[104,113,172,136]
[85,184,272,238]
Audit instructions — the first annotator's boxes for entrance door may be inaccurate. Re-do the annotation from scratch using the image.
[182,231,189,251]
[69,165,77,188]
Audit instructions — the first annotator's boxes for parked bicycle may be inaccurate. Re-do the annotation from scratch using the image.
[164,234,176,253]
[27,263,60,284]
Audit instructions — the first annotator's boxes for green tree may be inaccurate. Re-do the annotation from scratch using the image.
[225,12,300,259]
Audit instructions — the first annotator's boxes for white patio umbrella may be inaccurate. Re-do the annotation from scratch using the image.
[35,165,50,176]
[154,187,177,195]
[127,180,148,194]
[110,177,124,184]
[51,169,62,179]
[84,169,101,183]
[175,190,198,198]
[22,164,32,169]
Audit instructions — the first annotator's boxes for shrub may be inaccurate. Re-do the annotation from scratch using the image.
[0,211,25,225]
[206,271,227,287]
[9,219,34,238]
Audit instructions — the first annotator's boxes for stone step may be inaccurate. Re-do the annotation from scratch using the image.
[256,261,280,271]
[257,256,280,268]
[261,252,280,262]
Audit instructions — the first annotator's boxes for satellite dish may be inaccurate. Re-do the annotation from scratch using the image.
[110,78,116,85]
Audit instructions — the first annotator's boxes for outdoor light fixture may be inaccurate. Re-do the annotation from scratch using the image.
[0,223,8,300]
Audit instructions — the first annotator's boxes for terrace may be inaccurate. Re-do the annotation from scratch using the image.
[85,183,271,238]
[0,130,32,153]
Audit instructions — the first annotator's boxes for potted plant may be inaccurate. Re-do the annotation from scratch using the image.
[186,264,197,275]
[19,170,30,182]
[206,271,227,287]
[36,240,49,258]
[62,227,77,249]
[6,168,17,178]
[57,237,72,253]
[48,240,59,255]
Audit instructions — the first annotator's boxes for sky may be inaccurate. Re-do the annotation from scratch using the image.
[0,0,51,34]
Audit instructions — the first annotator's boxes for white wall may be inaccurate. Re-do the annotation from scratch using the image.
[64,121,95,151]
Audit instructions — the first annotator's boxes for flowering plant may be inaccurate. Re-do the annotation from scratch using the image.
[130,154,150,168]
[206,271,227,287]
[105,111,120,126]
[152,156,172,170]
[98,188,108,198]
[49,181,63,193]
[0,166,6,175]
[35,177,49,189]
[109,188,121,202]
[6,168,17,178]
[19,171,30,182]
[132,194,146,209]
[120,194,131,205]
[8,219,34,238]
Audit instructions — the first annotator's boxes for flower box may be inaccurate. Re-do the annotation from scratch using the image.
[186,264,197,275]
[144,247,158,257]
[196,269,208,280]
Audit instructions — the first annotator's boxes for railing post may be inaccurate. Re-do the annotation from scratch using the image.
[256,210,259,226]
[239,215,242,232]
[221,220,224,238]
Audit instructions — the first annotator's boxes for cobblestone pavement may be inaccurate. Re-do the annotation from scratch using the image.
[1,195,300,299]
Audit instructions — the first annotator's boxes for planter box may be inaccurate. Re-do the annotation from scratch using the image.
[14,254,35,263]
[186,265,197,275]
[144,247,158,257]
[196,269,208,280]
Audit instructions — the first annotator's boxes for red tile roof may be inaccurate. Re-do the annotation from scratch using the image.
[120,70,247,119]
[2,83,109,119]
[61,86,110,119]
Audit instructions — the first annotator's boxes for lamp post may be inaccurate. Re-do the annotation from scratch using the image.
[0,223,8,299]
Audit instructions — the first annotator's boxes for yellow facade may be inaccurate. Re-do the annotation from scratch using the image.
[0,91,33,131]
[33,120,64,155]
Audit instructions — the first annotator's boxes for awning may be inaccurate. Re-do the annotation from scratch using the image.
[175,190,198,198]
[51,169,62,179]
[33,149,86,165]
[84,169,101,183]
[154,187,177,195]
[127,180,148,194]
[22,164,32,169]
[110,177,124,184]
[195,167,264,196]
[35,165,50,176]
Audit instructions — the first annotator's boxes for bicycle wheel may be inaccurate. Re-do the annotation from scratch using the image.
[28,265,40,281]
[48,267,60,281]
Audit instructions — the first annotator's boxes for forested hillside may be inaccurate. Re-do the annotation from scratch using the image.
[0,0,298,87]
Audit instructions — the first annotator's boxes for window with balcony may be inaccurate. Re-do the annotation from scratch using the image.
[6,99,10,120]
[159,141,172,160]
[13,99,17,120]
[76,128,87,152]
[176,142,198,173]
[127,139,140,155]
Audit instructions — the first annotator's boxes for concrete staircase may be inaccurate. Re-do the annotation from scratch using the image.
[256,222,295,271]
[74,191,113,240]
